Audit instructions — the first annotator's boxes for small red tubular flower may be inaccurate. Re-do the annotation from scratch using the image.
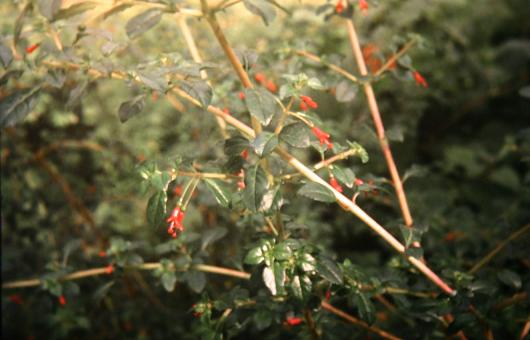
[240,148,249,160]
[325,290,331,301]
[173,185,183,196]
[98,250,107,257]
[9,295,23,305]
[299,101,308,111]
[413,71,428,88]
[312,126,333,149]
[266,80,277,93]
[105,264,114,274]
[58,295,66,306]
[359,0,369,14]
[25,43,40,54]
[254,72,266,84]
[335,0,344,14]
[329,177,343,193]
[238,91,246,100]
[223,107,231,115]
[354,178,364,186]
[300,95,318,109]
[285,316,304,326]
[167,206,185,238]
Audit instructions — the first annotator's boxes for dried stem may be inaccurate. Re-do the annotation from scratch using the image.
[320,301,402,340]
[345,20,414,228]
[295,50,358,83]
[374,39,416,77]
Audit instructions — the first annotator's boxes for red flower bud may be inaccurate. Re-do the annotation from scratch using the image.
[266,80,277,93]
[329,177,343,193]
[300,95,318,109]
[239,91,246,100]
[105,264,114,274]
[359,0,369,14]
[335,0,344,14]
[413,71,428,88]
[355,178,364,186]
[299,101,308,111]
[58,295,66,306]
[285,316,303,326]
[240,148,249,160]
[25,44,40,54]
[167,206,185,237]
[174,185,183,196]
[254,72,266,84]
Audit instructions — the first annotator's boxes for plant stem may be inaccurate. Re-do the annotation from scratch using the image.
[177,14,228,138]
[295,50,358,83]
[469,223,530,274]
[200,0,261,134]
[320,301,402,340]
[374,39,416,77]
[345,20,414,228]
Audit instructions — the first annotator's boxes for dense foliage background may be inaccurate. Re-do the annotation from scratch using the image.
[2,0,529,339]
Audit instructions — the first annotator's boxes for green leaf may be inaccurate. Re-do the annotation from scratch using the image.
[137,70,167,93]
[497,270,522,289]
[297,182,336,203]
[146,190,167,227]
[186,271,206,293]
[38,0,61,20]
[347,141,369,163]
[244,88,278,126]
[243,164,268,212]
[335,80,358,102]
[0,42,13,68]
[251,132,278,157]
[386,125,405,142]
[200,227,228,251]
[244,245,265,265]
[93,281,115,303]
[161,272,177,292]
[203,179,231,208]
[243,0,276,26]
[273,262,286,295]
[118,94,146,123]
[66,80,88,108]
[354,293,375,325]
[53,2,97,21]
[273,242,292,261]
[14,3,32,48]
[224,136,249,157]
[179,80,212,108]
[253,309,272,330]
[402,164,428,183]
[126,9,162,39]
[0,87,41,128]
[317,257,343,284]
[45,69,66,88]
[308,77,325,90]
[279,122,311,148]
[99,3,134,21]
[262,266,276,295]
[332,166,356,188]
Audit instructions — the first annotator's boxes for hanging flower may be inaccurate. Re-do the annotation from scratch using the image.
[413,71,428,88]
[223,107,231,115]
[167,206,185,238]
[239,91,246,100]
[105,264,114,274]
[359,0,369,14]
[354,178,364,186]
[240,148,249,160]
[266,80,277,93]
[335,0,344,14]
[299,101,308,111]
[330,177,343,193]
[285,316,304,326]
[255,72,266,84]
[312,126,333,149]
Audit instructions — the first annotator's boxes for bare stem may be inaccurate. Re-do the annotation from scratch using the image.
[295,50,358,83]
[374,39,416,77]
[346,20,414,228]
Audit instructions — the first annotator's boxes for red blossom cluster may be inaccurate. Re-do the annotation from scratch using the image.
[359,0,369,14]
[25,43,39,54]
[335,0,344,14]
[254,72,278,93]
[329,177,343,193]
[167,206,185,238]
[285,316,304,326]
[299,95,318,111]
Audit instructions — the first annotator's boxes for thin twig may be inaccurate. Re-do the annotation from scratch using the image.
[469,223,530,274]
[374,39,416,77]
[296,50,358,83]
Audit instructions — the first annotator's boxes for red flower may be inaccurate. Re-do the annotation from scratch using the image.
[173,185,183,196]
[255,72,266,84]
[58,295,66,306]
[25,43,40,54]
[299,101,309,111]
[239,91,246,100]
[167,206,185,238]
[354,178,364,186]
[223,107,231,115]
[286,316,303,326]
[335,0,344,14]
[266,80,277,93]
[413,71,428,88]
[312,126,333,149]
[330,177,343,193]
[105,264,114,274]
[240,148,249,160]
[325,290,331,301]
[359,0,369,14]
[9,295,23,305]
[300,95,318,109]
[98,250,107,257]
